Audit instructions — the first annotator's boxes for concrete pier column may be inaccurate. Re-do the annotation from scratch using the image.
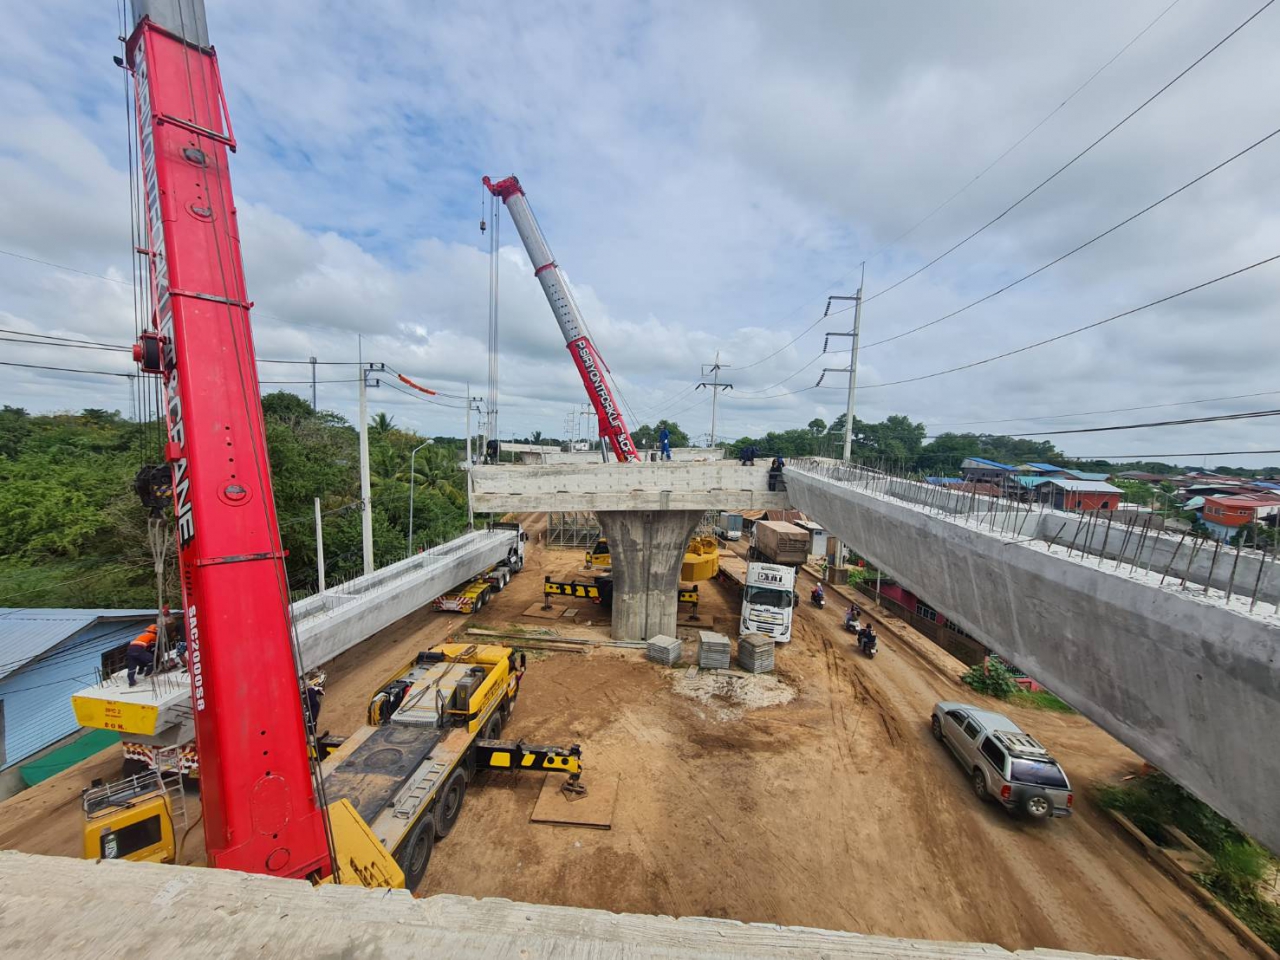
[597,509,703,641]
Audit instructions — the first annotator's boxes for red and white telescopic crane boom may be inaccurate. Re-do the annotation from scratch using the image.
[482,175,639,462]
[124,0,333,881]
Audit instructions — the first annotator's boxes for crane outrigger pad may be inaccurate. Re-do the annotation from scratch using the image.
[323,725,443,825]
[530,771,618,829]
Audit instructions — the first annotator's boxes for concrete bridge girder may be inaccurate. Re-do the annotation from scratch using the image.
[783,461,1280,855]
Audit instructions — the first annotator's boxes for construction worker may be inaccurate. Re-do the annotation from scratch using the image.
[768,457,785,491]
[126,624,158,686]
[304,672,326,735]
[659,426,672,461]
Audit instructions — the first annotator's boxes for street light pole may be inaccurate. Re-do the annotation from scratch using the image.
[408,439,432,556]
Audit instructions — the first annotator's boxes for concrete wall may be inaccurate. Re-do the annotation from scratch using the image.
[785,465,1280,855]
[471,462,788,513]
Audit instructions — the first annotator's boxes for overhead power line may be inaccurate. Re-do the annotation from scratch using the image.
[859,0,1185,270]
[0,359,134,378]
[860,252,1280,391]
[926,389,1280,429]
[862,122,1280,350]
[863,0,1276,306]
[717,1,1182,376]
[928,408,1280,440]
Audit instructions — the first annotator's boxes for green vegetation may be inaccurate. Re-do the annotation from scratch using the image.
[960,658,1020,698]
[1008,689,1075,713]
[1096,773,1280,949]
[959,659,1075,712]
[631,419,690,450]
[0,395,469,608]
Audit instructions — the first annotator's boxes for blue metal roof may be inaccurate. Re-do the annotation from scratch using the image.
[0,609,156,682]
[1062,469,1111,482]
[1014,475,1054,487]
[1252,481,1280,490]
[925,477,963,485]
[961,457,1015,471]
[1023,462,1063,473]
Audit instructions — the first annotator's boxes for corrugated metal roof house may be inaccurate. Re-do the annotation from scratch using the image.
[0,609,156,772]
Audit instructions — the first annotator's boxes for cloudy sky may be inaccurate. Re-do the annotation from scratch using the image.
[3,0,1279,466]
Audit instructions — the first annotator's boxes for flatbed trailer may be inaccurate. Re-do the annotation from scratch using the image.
[319,642,580,887]
[716,551,749,595]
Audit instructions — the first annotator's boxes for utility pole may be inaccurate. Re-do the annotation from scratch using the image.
[818,263,866,581]
[819,264,865,460]
[356,350,385,578]
[309,356,317,409]
[314,497,326,594]
[697,350,733,448]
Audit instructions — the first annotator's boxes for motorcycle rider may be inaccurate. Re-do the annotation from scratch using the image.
[844,604,859,631]
[811,582,825,606]
[860,624,878,655]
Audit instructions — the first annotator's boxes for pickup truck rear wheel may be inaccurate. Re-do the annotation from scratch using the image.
[434,769,467,839]
[398,815,434,890]
[971,768,989,802]
[1021,791,1052,820]
[930,716,943,741]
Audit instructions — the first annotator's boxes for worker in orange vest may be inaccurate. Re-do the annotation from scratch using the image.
[126,624,158,687]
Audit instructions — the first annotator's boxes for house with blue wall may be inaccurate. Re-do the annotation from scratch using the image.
[0,609,156,781]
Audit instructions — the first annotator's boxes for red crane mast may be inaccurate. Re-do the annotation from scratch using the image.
[125,0,332,880]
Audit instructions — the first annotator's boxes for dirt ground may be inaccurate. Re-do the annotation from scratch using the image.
[0,514,1251,958]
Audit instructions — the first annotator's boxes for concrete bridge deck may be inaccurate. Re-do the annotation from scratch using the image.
[0,851,1133,959]
[783,458,1280,855]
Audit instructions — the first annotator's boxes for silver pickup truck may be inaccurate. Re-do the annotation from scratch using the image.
[931,701,1073,820]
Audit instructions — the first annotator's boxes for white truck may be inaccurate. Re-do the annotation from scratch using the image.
[715,511,743,541]
[739,561,798,643]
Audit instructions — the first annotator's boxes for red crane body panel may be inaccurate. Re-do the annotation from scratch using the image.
[127,18,331,880]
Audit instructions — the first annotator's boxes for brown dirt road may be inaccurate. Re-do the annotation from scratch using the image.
[0,514,1250,958]
[425,543,1250,960]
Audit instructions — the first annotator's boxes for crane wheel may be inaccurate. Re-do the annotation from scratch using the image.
[434,769,467,839]
[398,815,435,890]
[482,713,503,741]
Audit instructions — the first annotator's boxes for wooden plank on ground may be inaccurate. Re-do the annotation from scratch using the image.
[520,603,567,620]
[530,772,620,830]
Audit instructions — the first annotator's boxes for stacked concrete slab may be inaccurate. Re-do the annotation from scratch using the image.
[737,633,775,673]
[645,634,682,666]
[698,630,732,669]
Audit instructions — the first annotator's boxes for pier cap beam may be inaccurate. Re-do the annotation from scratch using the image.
[469,462,791,513]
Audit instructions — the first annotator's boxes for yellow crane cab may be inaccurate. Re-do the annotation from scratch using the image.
[584,538,611,570]
[81,770,178,864]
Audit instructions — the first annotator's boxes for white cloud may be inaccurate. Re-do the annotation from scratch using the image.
[0,0,1278,464]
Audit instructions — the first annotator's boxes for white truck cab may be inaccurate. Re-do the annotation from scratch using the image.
[740,562,797,643]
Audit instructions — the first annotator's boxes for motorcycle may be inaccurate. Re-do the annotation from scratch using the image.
[859,633,878,658]
[811,591,826,609]
[843,614,859,633]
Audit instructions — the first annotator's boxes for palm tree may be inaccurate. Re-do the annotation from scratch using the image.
[370,412,396,436]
